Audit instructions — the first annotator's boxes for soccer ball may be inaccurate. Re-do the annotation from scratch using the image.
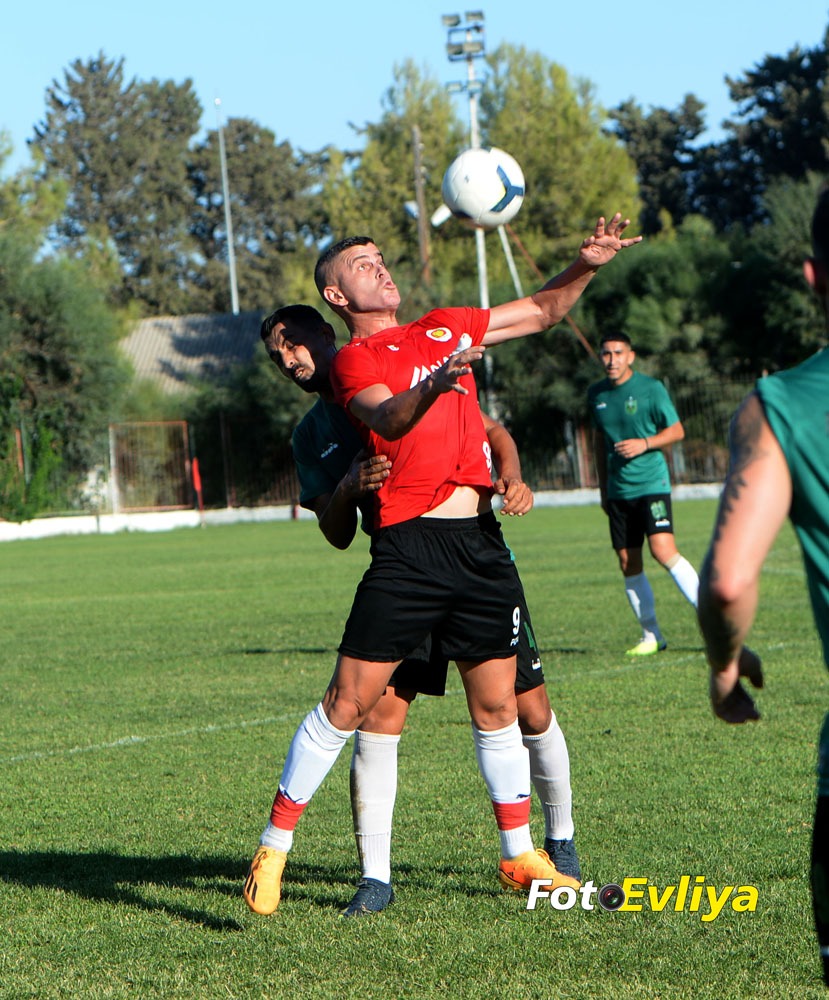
[441,147,525,230]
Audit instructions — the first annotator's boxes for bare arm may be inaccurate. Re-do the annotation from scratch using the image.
[309,451,391,550]
[613,420,685,461]
[347,346,485,441]
[483,412,533,516]
[697,392,790,722]
[483,214,642,345]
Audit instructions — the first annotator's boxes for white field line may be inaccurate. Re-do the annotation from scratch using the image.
[3,654,715,764]
[4,714,301,764]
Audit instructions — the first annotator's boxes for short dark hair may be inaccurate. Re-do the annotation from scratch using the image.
[314,236,374,297]
[811,186,829,265]
[260,303,327,343]
[599,332,632,349]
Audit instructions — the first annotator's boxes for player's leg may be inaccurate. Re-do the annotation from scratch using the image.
[344,630,451,917]
[244,655,397,915]
[512,598,581,882]
[644,496,699,607]
[458,657,579,892]
[344,684,415,917]
[609,499,666,655]
[517,685,581,882]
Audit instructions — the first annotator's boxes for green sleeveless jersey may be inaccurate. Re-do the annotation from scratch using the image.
[588,370,680,499]
[756,348,829,670]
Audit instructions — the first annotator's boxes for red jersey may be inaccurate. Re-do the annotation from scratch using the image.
[330,307,494,528]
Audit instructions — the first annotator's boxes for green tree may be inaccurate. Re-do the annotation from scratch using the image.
[31,53,202,314]
[608,95,706,235]
[692,26,829,230]
[0,206,130,519]
[188,118,326,314]
[480,44,641,273]
[714,172,826,374]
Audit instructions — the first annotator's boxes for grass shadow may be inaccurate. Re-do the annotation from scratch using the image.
[0,850,246,931]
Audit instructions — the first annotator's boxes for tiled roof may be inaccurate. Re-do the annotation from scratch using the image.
[120,311,263,394]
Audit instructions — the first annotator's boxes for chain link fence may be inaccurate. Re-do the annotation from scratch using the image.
[4,376,754,518]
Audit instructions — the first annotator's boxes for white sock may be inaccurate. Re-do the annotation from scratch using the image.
[350,730,399,883]
[260,702,353,851]
[624,572,663,642]
[472,720,533,858]
[666,554,699,607]
[523,712,575,842]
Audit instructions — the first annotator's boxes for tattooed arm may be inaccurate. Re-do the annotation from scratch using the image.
[697,391,791,722]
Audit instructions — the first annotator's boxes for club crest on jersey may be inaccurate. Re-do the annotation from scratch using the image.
[625,395,638,415]
[425,327,452,343]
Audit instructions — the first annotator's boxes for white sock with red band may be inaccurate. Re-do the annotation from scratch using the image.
[472,720,533,858]
[260,702,354,852]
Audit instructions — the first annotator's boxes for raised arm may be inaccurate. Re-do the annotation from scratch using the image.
[347,346,485,441]
[483,214,642,346]
[697,392,790,722]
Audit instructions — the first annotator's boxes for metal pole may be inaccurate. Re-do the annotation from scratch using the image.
[215,98,239,315]
[497,224,524,297]
[411,124,432,285]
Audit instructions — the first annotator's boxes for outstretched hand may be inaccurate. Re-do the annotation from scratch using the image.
[432,345,485,396]
[579,213,642,270]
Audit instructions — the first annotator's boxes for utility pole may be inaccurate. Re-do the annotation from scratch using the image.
[215,98,239,315]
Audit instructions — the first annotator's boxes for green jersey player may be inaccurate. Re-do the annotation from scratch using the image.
[698,186,829,988]
[588,334,699,656]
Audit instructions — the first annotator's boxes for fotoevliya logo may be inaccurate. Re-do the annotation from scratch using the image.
[526,876,759,922]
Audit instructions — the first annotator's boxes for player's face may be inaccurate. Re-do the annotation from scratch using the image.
[264,321,334,393]
[327,243,401,313]
[600,340,635,385]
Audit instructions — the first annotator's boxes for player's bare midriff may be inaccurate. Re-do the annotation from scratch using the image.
[420,485,491,519]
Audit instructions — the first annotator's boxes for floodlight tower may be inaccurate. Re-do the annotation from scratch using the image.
[215,98,240,315]
[443,11,488,310]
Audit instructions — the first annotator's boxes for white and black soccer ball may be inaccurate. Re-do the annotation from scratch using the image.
[441,146,525,230]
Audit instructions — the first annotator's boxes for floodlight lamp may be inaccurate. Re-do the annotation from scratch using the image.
[442,13,461,27]
[446,42,465,58]
[446,82,463,93]
[465,10,485,23]
[462,40,484,55]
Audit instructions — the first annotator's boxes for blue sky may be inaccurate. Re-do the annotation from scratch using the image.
[1,1,827,178]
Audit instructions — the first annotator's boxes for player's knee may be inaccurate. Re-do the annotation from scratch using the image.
[516,686,552,735]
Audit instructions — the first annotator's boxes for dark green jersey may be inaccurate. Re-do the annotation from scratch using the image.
[588,370,680,499]
[291,397,364,508]
[756,348,829,670]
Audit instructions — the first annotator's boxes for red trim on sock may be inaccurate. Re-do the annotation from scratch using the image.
[492,799,531,831]
[270,790,307,831]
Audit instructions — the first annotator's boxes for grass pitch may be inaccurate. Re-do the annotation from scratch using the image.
[1,500,827,998]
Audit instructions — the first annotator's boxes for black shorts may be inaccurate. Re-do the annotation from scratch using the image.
[390,590,545,696]
[607,494,674,551]
[339,512,530,667]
